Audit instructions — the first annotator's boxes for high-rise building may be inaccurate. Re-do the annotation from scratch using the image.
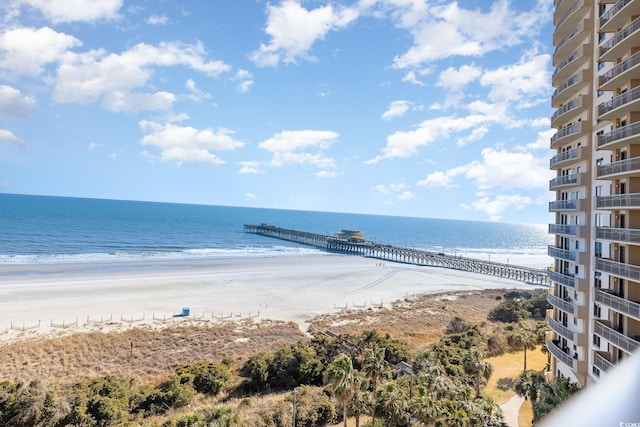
[549,0,640,386]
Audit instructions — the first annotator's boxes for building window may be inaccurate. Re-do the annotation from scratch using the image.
[593,334,601,347]
[595,241,602,257]
[596,186,603,197]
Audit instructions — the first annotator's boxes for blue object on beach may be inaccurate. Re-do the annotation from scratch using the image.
[182,307,190,317]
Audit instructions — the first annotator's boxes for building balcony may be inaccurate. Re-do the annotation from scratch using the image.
[552,95,589,129]
[596,226,640,245]
[598,121,640,150]
[594,319,640,355]
[597,156,640,180]
[600,0,640,33]
[550,147,583,169]
[596,257,640,282]
[595,288,640,321]
[549,172,584,190]
[551,122,586,149]
[593,351,615,374]
[599,16,640,62]
[554,0,573,21]
[599,51,640,92]
[554,0,589,43]
[554,19,590,66]
[546,333,577,370]
[549,223,578,237]
[548,268,576,288]
[596,193,640,210]
[547,289,575,314]
[553,45,591,86]
[598,85,640,121]
[553,69,591,108]
[549,198,583,212]
[548,245,576,262]
[548,311,575,341]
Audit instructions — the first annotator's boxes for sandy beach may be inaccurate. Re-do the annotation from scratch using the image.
[0,254,547,339]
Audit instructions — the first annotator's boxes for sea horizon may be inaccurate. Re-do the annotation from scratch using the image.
[0,192,553,268]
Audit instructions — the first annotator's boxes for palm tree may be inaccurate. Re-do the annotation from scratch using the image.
[410,385,439,425]
[514,369,546,422]
[377,381,408,427]
[515,328,537,371]
[324,353,358,427]
[440,400,468,427]
[348,372,369,427]
[360,343,386,427]
[462,348,494,399]
[535,376,579,420]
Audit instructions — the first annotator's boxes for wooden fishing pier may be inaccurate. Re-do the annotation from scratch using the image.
[243,223,550,286]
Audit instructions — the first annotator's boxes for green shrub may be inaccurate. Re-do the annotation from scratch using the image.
[176,361,232,396]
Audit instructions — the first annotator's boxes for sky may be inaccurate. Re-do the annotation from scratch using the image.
[0,0,557,224]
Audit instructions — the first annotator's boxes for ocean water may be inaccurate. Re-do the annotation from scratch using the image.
[0,194,552,266]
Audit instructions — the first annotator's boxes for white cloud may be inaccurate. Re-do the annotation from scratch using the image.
[0,26,81,77]
[139,120,245,166]
[401,70,425,86]
[0,85,35,117]
[245,192,257,200]
[250,0,359,66]
[0,128,23,147]
[417,169,462,188]
[147,14,169,25]
[233,69,254,93]
[259,130,338,170]
[53,41,231,112]
[462,194,533,222]
[239,161,263,174]
[479,52,551,103]
[367,114,492,163]
[522,128,555,151]
[437,64,482,91]
[88,142,102,151]
[392,0,552,67]
[382,100,412,120]
[19,0,123,23]
[398,191,415,201]
[185,79,211,102]
[464,147,551,190]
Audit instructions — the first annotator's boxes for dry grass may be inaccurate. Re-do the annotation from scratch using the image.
[0,319,306,386]
[309,288,510,349]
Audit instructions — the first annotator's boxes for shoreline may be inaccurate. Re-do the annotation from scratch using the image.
[0,254,548,342]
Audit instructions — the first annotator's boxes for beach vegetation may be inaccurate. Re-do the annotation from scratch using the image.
[488,289,550,323]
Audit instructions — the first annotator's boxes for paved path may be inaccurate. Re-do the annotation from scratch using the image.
[500,394,525,427]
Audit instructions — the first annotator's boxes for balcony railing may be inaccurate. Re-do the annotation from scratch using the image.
[548,245,576,262]
[549,223,577,236]
[553,48,583,81]
[600,51,640,87]
[548,314,575,341]
[553,73,582,101]
[596,257,640,282]
[595,288,640,320]
[550,148,579,168]
[600,16,640,57]
[601,0,633,27]
[596,193,640,209]
[549,174,579,190]
[599,86,640,116]
[549,199,578,211]
[593,351,615,373]
[556,0,581,29]
[547,291,575,314]
[551,122,582,147]
[596,227,640,244]
[594,320,640,354]
[546,334,576,369]
[598,121,640,148]
[597,157,640,178]
[548,269,576,288]
[551,96,583,127]
[555,22,582,57]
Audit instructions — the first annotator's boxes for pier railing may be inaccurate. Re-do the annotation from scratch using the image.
[243,224,550,286]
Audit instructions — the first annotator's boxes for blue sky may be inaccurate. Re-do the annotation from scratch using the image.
[0,0,556,223]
